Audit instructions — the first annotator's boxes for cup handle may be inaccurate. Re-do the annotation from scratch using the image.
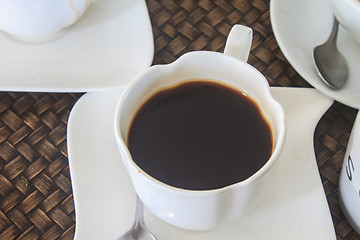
[223,24,253,62]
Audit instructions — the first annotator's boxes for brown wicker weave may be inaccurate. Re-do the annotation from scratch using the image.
[0,0,358,239]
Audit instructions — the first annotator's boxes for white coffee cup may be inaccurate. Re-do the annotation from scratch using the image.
[0,0,92,43]
[114,24,286,230]
[339,112,360,234]
[331,0,360,44]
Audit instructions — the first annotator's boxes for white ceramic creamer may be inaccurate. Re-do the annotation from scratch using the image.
[331,0,360,44]
[0,0,92,42]
[339,112,360,234]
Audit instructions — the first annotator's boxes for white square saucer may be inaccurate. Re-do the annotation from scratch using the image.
[67,87,336,239]
[0,0,153,92]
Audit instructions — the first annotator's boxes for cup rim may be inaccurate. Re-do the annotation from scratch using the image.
[114,51,286,195]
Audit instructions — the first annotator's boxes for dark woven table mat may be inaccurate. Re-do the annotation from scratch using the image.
[0,0,358,239]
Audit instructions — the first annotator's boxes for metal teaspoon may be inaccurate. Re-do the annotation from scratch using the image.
[313,17,349,90]
[117,196,156,240]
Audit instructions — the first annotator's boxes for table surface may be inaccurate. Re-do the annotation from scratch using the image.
[0,0,358,239]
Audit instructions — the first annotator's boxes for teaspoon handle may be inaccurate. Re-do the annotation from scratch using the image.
[328,18,339,44]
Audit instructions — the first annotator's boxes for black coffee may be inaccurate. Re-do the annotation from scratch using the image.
[127,80,273,190]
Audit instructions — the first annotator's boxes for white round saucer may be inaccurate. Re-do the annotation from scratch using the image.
[271,0,360,109]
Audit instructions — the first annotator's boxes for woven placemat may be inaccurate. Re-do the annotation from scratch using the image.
[0,0,358,239]
[0,93,82,239]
